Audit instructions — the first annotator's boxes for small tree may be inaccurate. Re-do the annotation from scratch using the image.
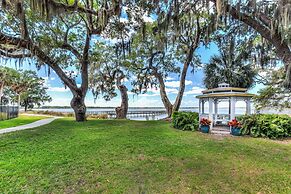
[3,70,52,111]
[19,71,52,111]
[0,67,18,103]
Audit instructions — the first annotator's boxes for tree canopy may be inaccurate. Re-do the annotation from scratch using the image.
[204,35,257,89]
[255,68,291,110]
[0,67,51,109]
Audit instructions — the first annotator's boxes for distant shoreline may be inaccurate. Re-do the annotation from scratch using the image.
[36,106,198,109]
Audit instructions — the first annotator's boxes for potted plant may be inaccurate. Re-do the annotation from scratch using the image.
[228,118,242,136]
[200,118,211,133]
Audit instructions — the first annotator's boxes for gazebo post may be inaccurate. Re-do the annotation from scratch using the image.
[214,99,218,125]
[198,99,201,122]
[201,100,205,114]
[230,97,236,120]
[209,98,214,130]
[246,98,251,114]
[228,98,231,116]
[198,99,201,115]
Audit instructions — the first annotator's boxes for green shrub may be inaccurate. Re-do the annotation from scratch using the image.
[172,111,199,131]
[237,114,291,139]
[0,112,7,121]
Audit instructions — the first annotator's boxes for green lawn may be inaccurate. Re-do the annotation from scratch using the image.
[0,115,48,129]
[0,119,290,193]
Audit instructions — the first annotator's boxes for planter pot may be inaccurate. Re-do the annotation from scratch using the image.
[231,127,241,136]
[200,125,210,133]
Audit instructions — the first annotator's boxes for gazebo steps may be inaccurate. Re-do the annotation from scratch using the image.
[211,126,230,135]
[211,130,230,135]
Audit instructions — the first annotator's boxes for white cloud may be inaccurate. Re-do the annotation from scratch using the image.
[119,18,128,23]
[133,87,179,97]
[165,76,176,81]
[165,80,193,88]
[165,88,179,94]
[48,87,70,92]
[184,86,204,95]
[42,76,56,87]
[138,93,160,97]
[142,15,154,23]
[138,88,160,97]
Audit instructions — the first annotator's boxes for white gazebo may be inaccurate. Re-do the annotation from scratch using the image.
[196,83,255,134]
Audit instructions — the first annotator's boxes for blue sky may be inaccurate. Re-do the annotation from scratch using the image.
[0,43,264,108]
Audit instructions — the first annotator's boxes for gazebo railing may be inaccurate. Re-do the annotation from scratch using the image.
[215,114,230,125]
[199,113,209,118]
[0,106,19,121]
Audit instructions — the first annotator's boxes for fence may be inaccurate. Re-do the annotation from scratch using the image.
[87,110,167,119]
[0,106,19,121]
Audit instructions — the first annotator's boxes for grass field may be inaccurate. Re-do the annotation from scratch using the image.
[0,119,290,193]
[0,115,48,129]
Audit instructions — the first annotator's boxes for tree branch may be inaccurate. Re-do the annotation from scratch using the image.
[61,43,82,60]
[0,32,78,92]
[0,49,32,58]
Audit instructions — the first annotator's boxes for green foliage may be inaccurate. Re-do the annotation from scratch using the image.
[237,114,291,139]
[255,68,291,110]
[203,35,257,89]
[0,112,7,120]
[89,43,129,101]
[172,111,199,131]
[2,70,51,110]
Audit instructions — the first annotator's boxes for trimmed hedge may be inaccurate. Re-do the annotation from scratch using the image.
[172,111,199,131]
[237,114,291,139]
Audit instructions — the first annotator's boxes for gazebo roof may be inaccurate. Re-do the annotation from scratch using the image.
[202,87,247,94]
[196,93,255,99]
[196,83,255,99]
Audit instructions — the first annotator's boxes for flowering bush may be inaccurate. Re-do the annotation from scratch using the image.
[200,118,211,126]
[228,118,241,128]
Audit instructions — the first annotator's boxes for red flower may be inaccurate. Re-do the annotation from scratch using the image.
[228,118,241,127]
[200,118,211,126]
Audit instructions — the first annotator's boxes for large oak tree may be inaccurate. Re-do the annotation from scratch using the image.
[0,0,122,121]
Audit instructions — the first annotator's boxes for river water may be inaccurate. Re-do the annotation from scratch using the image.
[32,107,251,120]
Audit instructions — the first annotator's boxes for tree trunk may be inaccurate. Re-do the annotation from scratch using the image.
[282,55,291,88]
[173,42,197,113]
[115,85,128,119]
[172,61,190,113]
[154,71,173,117]
[24,103,28,112]
[18,94,21,108]
[0,82,4,103]
[71,94,86,122]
